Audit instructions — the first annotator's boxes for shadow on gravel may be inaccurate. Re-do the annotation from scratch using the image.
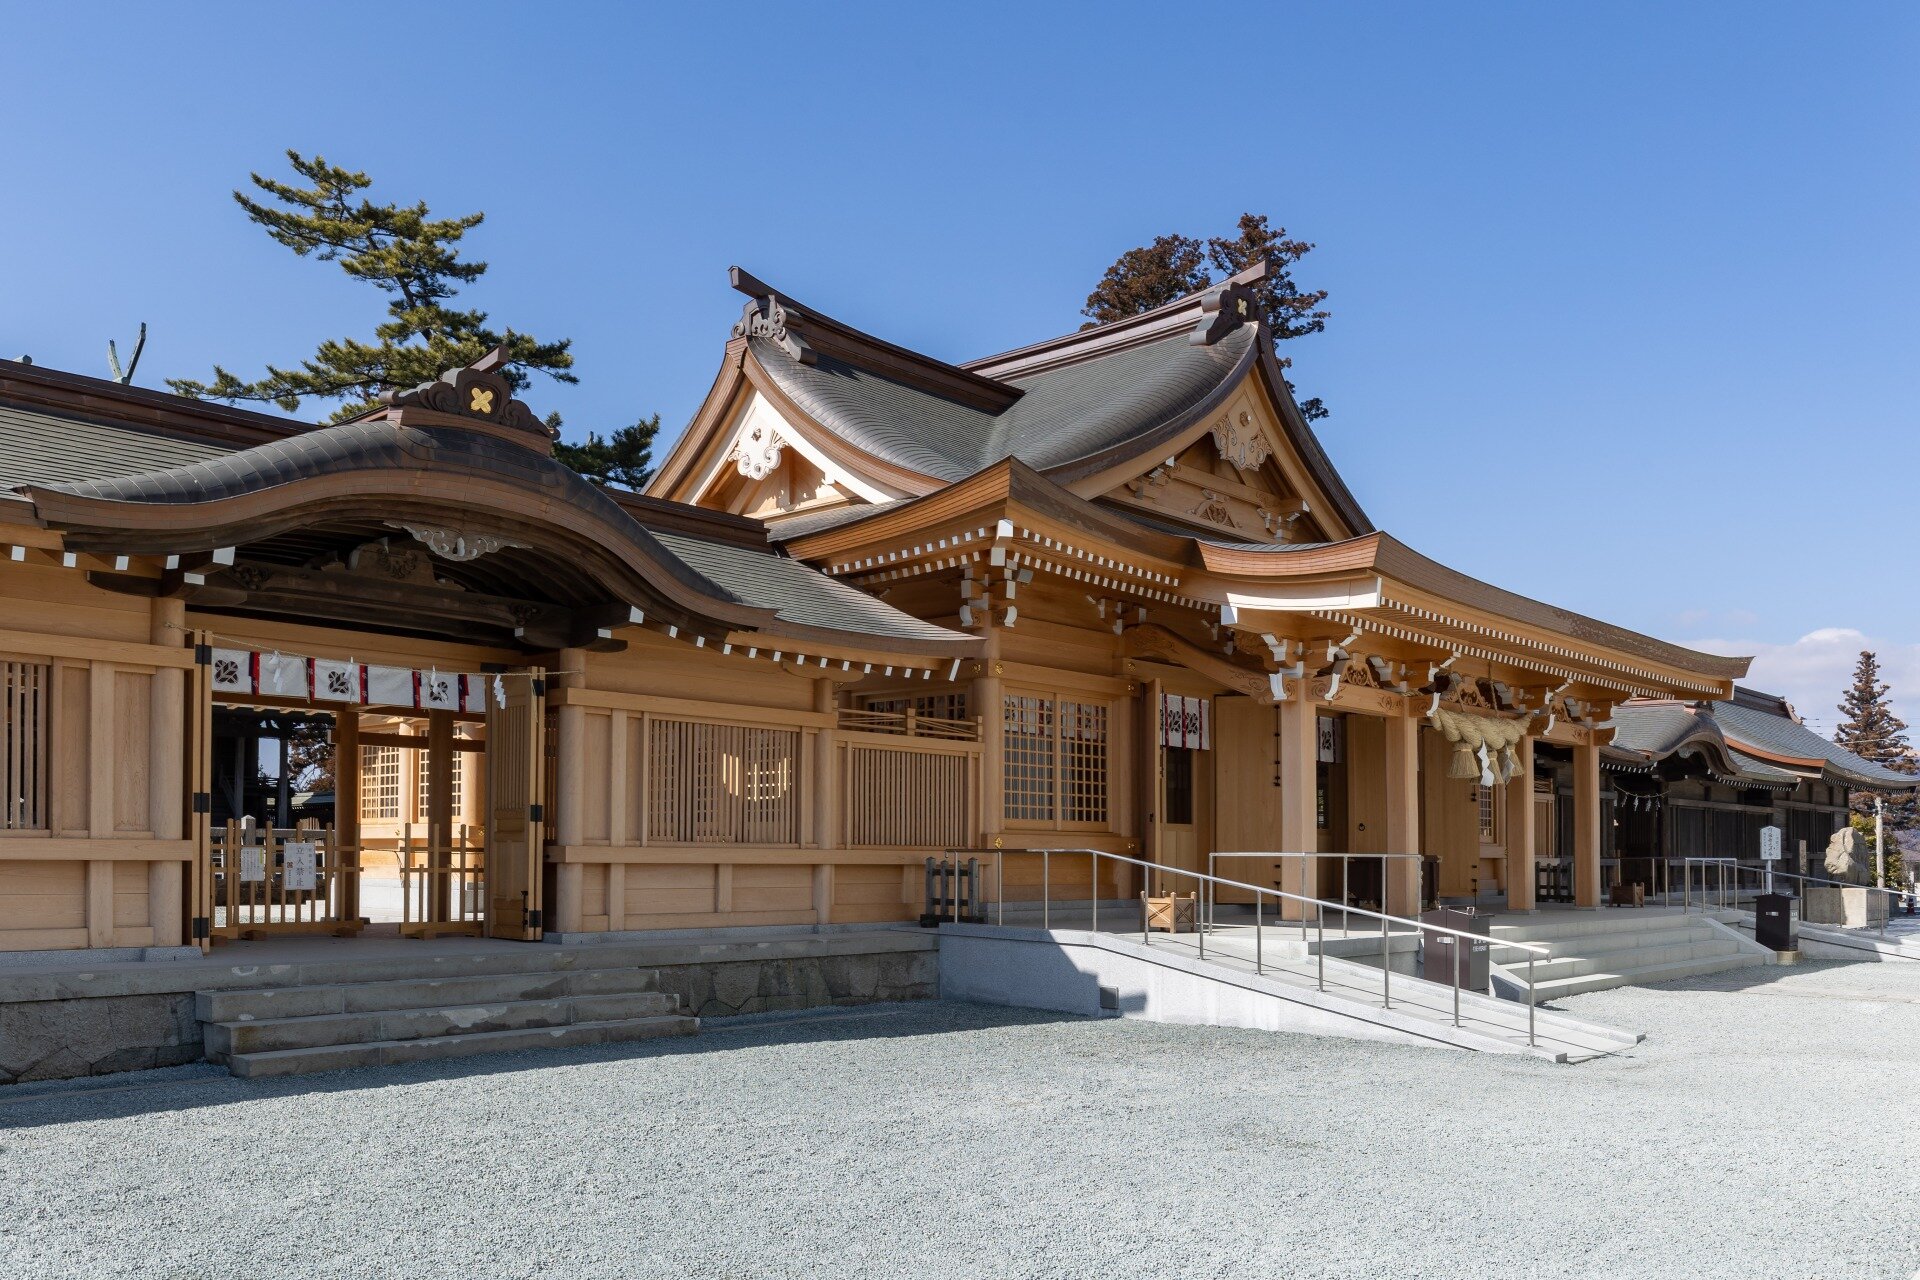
[0,1000,1082,1129]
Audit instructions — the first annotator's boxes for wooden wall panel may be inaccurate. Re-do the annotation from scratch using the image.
[622,863,718,918]
[833,863,908,924]
[1213,696,1283,904]
[0,860,85,930]
[581,711,612,842]
[112,858,150,927]
[113,669,152,833]
[1344,714,1387,855]
[54,663,89,835]
[731,863,811,914]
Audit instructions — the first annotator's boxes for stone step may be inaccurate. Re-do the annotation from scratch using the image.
[1489,912,1738,943]
[1503,939,1742,985]
[207,991,680,1058]
[1489,927,1725,965]
[1526,952,1759,1000]
[225,1014,699,1079]
[197,967,656,1024]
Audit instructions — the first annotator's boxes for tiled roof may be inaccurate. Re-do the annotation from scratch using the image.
[1711,698,1919,790]
[749,325,1256,482]
[0,403,233,488]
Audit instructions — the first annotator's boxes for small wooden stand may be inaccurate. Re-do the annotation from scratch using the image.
[1141,891,1196,934]
[1609,881,1646,908]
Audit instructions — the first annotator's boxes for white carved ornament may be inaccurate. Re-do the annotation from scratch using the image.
[731,422,788,480]
[389,523,528,562]
[1211,412,1274,472]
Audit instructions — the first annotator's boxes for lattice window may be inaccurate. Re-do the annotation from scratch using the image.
[361,744,401,820]
[1060,701,1108,824]
[1003,695,1055,822]
[415,741,466,822]
[1,659,49,831]
[1003,693,1110,826]
[646,719,800,844]
[1478,784,1501,844]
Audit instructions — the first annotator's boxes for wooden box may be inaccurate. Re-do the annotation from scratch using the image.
[1141,891,1197,933]
[1609,882,1646,908]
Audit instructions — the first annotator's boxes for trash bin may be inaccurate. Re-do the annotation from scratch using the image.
[1754,892,1795,952]
[1420,907,1490,989]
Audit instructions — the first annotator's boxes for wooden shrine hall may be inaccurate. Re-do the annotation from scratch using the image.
[0,263,1759,957]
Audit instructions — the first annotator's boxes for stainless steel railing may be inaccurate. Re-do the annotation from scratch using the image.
[978,846,1550,1048]
[1206,851,1426,938]
[1680,857,1913,940]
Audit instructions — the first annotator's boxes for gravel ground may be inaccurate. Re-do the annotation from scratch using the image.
[3,959,1918,1280]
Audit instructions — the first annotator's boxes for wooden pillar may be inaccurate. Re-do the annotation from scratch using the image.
[813,678,837,851]
[1504,735,1537,912]
[1276,687,1319,920]
[427,710,454,922]
[148,598,185,946]
[88,662,114,838]
[812,863,834,928]
[1573,740,1602,909]
[1383,713,1421,917]
[552,647,587,936]
[86,860,114,948]
[605,862,626,933]
[334,709,360,923]
[973,661,1004,847]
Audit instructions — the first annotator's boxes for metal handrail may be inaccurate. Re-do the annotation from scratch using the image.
[1681,858,1912,940]
[1206,851,1425,940]
[984,846,1546,1049]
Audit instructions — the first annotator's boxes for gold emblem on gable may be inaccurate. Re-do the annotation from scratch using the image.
[469,387,495,414]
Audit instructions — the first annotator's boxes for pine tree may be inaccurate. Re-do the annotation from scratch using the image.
[551,414,660,491]
[1081,212,1331,420]
[168,151,576,421]
[1834,649,1919,840]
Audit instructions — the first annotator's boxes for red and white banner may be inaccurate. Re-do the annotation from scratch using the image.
[1159,693,1211,750]
[211,648,493,712]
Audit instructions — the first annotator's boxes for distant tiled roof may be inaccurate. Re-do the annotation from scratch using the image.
[0,403,233,488]
[1711,698,1919,790]
[749,325,1256,483]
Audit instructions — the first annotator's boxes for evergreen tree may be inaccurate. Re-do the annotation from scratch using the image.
[1082,212,1331,420]
[1834,649,1919,839]
[551,414,660,491]
[168,151,576,421]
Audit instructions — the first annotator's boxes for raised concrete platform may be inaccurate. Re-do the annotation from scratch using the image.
[1488,910,1771,999]
[0,928,936,1084]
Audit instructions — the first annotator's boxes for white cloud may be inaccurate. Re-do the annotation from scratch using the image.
[1687,628,1920,736]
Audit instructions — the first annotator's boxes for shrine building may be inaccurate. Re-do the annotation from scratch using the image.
[0,262,1767,960]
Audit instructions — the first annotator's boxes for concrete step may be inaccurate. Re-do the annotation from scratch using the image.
[1492,933,1735,972]
[197,966,656,1024]
[1490,912,1739,944]
[226,1014,699,1079]
[207,991,680,1058]
[1489,925,1722,962]
[1526,951,1759,1000]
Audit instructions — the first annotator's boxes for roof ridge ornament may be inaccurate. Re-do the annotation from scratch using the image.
[733,295,816,365]
[379,346,555,442]
[1190,275,1261,347]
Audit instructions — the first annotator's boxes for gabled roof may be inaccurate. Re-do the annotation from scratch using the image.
[2,359,977,659]
[1613,691,1920,791]
[650,265,1371,536]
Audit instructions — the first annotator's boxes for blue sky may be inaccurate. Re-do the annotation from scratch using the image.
[3,3,1915,727]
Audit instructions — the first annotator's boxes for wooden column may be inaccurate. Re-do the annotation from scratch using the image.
[148,598,185,946]
[553,647,587,936]
[1383,712,1422,917]
[812,679,837,851]
[334,709,360,923]
[1504,735,1537,912]
[428,710,454,923]
[1276,687,1319,920]
[972,660,1004,848]
[812,863,834,928]
[605,863,626,933]
[1573,740,1602,909]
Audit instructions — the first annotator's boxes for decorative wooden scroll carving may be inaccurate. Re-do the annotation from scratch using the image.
[733,296,816,365]
[380,346,552,440]
[387,522,529,563]
[730,421,787,480]
[1211,411,1274,473]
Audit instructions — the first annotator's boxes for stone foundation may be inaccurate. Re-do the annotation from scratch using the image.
[0,928,939,1085]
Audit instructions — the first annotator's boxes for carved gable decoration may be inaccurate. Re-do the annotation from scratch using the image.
[380,346,554,441]
[733,296,816,365]
[386,522,528,562]
[1211,411,1274,473]
[730,420,788,481]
